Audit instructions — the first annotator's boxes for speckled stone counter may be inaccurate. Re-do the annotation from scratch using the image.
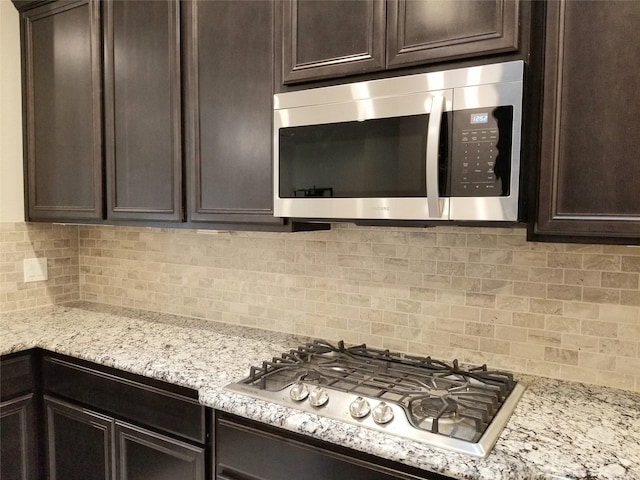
[1,302,639,480]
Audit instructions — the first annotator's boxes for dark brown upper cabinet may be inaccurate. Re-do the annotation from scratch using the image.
[103,0,183,222]
[386,0,519,68]
[183,0,286,227]
[16,0,320,231]
[530,0,640,245]
[281,0,386,83]
[19,0,103,221]
[280,0,519,84]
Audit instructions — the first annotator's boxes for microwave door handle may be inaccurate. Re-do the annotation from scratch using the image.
[426,95,445,218]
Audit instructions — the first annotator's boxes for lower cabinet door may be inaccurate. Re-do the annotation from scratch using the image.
[116,422,205,480]
[0,394,37,480]
[45,396,113,480]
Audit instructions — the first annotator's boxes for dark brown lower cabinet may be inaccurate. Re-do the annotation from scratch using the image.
[41,353,207,480]
[0,395,37,480]
[215,413,453,480]
[44,396,205,480]
[45,397,113,480]
[116,422,205,480]
[0,353,39,480]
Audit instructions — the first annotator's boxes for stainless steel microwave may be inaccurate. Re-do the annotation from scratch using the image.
[273,61,524,222]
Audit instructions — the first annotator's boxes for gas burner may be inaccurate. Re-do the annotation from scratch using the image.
[414,394,459,418]
[299,370,329,384]
[227,339,525,457]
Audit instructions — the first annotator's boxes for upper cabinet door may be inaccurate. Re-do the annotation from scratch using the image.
[386,0,519,68]
[280,0,520,85]
[184,1,284,226]
[532,0,640,244]
[22,0,103,221]
[281,0,386,83]
[103,0,183,222]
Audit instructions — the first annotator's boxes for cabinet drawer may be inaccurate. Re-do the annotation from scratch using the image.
[216,414,446,480]
[42,355,206,443]
[0,353,33,400]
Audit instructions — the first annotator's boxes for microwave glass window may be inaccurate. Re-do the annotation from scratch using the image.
[450,106,513,197]
[279,114,449,199]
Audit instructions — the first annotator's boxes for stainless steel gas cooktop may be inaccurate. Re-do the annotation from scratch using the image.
[226,340,525,458]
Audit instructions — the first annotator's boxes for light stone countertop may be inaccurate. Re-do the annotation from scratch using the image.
[1,302,638,480]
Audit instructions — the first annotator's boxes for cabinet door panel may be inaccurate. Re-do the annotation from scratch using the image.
[0,354,33,400]
[533,0,640,243]
[104,0,182,221]
[184,1,284,225]
[387,0,519,68]
[281,0,385,83]
[45,396,113,480]
[1,395,36,480]
[116,422,205,480]
[22,0,102,221]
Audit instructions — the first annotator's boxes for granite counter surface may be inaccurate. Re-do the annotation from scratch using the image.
[1,302,638,480]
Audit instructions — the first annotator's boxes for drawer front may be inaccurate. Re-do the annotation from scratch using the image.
[1,353,33,400]
[43,356,206,443]
[216,416,425,480]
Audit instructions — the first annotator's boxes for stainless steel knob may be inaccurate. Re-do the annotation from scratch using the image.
[371,402,394,424]
[289,382,309,401]
[349,396,371,419]
[308,387,329,407]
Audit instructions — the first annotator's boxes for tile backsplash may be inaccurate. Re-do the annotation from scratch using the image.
[75,223,640,392]
[2,222,638,391]
[0,222,79,312]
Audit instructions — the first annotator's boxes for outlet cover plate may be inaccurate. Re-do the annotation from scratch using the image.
[24,257,48,282]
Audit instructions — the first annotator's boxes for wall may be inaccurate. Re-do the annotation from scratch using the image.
[0,0,24,222]
[78,223,640,392]
[0,1,80,313]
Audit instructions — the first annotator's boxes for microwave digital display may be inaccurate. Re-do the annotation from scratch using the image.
[470,113,489,124]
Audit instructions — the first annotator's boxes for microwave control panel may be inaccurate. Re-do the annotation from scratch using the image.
[450,107,513,197]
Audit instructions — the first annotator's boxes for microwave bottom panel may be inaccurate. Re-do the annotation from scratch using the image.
[274,196,519,222]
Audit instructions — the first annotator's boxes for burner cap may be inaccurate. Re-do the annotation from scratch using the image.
[414,396,458,418]
[300,370,327,384]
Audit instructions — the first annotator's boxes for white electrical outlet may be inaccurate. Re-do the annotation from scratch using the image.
[23,257,48,282]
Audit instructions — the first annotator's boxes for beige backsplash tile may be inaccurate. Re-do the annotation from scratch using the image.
[3,222,638,392]
[1,223,79,313]
[77,223,633,390]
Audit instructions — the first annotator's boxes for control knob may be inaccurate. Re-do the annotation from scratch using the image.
[289,382,309,401]
[349,396,371,419]
[371,402,394,424]
[308,387,329,407]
